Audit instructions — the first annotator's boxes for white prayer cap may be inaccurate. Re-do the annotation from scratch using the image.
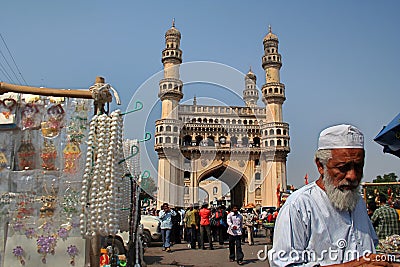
[318,124,364,150]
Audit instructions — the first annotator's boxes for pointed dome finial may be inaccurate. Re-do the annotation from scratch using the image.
[268,25,272,33]
[172,18,175,27]
[249,66,252,72]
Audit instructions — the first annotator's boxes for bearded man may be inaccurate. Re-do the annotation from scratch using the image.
[269,124,393,267]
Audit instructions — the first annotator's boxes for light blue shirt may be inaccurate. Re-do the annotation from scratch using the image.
[269,182,378,267]
[159,209,176,229]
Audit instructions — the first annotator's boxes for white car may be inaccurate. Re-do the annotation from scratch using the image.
[140,215,162,246]
[119,215,161,248]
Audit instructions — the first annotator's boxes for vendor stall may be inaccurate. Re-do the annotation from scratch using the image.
[0,78,144,267]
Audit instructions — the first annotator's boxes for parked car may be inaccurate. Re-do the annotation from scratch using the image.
[119,215,161,248]
[140,215,162,246]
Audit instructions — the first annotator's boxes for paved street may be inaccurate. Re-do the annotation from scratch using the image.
[143,234,272,267]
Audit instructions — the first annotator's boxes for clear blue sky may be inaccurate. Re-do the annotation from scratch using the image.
[1,0,399,188]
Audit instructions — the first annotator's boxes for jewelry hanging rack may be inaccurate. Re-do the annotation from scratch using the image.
[1,76,152,267]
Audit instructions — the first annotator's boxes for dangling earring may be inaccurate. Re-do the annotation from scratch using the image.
[41,139,57,170]
[17,136,36,170]
[63,142,81,174]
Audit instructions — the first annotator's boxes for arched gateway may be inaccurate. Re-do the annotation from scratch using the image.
[155,22,290,208]
[198,164,247,208]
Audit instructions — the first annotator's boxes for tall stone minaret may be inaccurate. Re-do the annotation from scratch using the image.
[243,67,259,107]
[260,26,290,207]
[156,20,184,208]
[159,19,183,119]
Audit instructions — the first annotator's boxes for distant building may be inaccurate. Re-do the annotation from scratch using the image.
[198,179,230,207]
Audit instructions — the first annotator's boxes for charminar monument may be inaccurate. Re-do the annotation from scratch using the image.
[155,22,290,209]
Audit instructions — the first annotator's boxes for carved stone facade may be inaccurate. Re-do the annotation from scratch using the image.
[155,23,290,208]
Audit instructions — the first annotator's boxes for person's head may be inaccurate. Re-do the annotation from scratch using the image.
[315,124,365,212]
[201,202,208,209]
[379,194,387,205]
[367,200,377,214]
[189,204,194,211]
[232,205,239,214]
[162,203,169,211]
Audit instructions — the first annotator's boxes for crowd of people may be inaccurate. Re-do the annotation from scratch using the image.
[155,202,272,265]
[367,194,400,240]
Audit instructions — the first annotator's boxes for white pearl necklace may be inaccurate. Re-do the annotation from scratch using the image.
[80,110,124,238]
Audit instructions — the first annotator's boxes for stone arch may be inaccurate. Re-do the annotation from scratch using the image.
[197,164,248,208]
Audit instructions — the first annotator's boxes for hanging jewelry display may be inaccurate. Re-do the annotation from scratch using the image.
[40,139,58,171]
[17,135,36,171]
[21,103,41,130]
[39,194,57,218]
[0,146,8,171]
[68,100,88,143]
[36,234,57,264]
[12,246,25,265]
[0,98,17,129]
[66,245,79,266]
[60,183,80,220]
[63,100,90,175]
[41,103,65,138]
[63,142,81,174]
[80,110,124,238]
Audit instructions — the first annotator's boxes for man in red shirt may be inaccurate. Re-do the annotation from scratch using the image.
[199,202,214,250]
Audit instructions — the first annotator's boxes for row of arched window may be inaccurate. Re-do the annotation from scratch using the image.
[162,50,181,58]
[160,83,182,91]
[155,135,287,148]
[156,125,287,137]
[156,125,179,132]
[155,136,178,144]
[264,87,283,94]
[264,128,287,136]
[166,43,178,49]
[265,139,288,147]
[265,55,281,62]
[267,48,276,54]
[181,135,261,147]
[179,105,265,114]
[183,117,258,125]
[244,89,257,95]
[183,127,261,135]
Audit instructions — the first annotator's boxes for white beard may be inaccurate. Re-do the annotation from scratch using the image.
[323,169,360,212]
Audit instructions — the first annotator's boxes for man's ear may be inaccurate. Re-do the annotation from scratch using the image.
[315,158,324,176]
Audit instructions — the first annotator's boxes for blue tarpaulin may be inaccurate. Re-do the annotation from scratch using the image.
[374,113,400,158]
